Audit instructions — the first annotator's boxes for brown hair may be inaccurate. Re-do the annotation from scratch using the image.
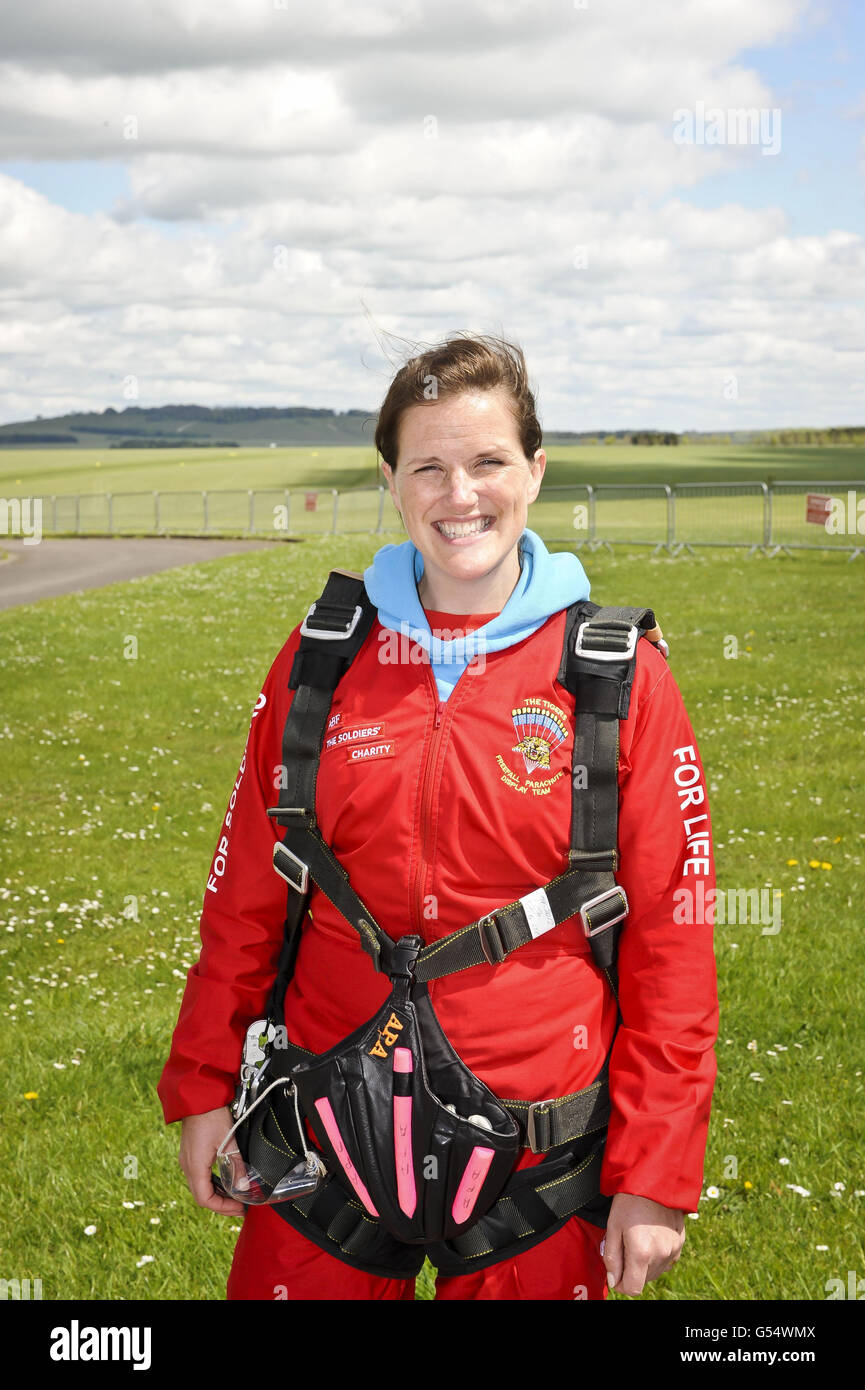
[374,332,542,470]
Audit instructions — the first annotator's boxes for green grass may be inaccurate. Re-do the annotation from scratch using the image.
[4,443,863,552]
[2,441,865,498]
[2,537,863,1300]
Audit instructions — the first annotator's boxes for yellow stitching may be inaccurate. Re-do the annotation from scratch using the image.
[358,919,380,955]
[419,865,586,971]
[504,1079,606,1111]
[419,920,482,960]
[604,965,620,1004]
[459,1153,600,1260]
[535,1152,595,1194]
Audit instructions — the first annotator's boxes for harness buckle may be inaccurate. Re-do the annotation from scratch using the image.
[579,886,629,937]
[273,843,310,895]
[478,914,506,966]
[526,1100,554,1154]
[300,601,363,641]
[575,620,639,662]
[390,934,422,981]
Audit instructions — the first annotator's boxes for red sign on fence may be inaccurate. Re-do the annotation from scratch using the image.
[304,492,317,512]
[806,493,832,526]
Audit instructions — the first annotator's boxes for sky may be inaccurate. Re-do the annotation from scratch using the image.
[0,0,862,432]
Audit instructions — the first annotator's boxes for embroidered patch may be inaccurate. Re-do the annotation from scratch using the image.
[325,720,387,752]
[496,697,571,797]
[346,741,397,765]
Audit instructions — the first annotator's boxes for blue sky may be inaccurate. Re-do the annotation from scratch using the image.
[673,0,864,236]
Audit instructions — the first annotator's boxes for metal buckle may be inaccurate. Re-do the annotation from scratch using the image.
[478,914,505,965]
[272,843,309,894]
[300,601,362,641]
[526,1100,553,1154]
[579,886,629,937]
[575,620,639,662]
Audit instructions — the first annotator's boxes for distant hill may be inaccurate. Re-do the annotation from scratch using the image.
[0,405,862,449]
[0,404,377,448]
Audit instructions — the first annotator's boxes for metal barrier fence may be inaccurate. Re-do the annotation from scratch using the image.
[8,481,865,555]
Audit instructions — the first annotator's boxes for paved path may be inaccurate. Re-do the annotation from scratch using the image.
[0,537,284,610]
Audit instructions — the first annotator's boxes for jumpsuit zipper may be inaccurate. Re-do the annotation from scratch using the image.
[411,664,449,937]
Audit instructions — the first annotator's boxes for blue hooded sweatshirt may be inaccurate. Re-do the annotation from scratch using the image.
[363,527,591,701]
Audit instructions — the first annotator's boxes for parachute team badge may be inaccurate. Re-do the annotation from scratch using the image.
[496,697,571,795]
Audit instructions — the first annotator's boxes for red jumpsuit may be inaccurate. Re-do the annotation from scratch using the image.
[158,601,718,1300]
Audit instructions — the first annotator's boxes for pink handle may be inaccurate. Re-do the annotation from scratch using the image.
[313,1097,379,1216]
[393,1047,416,1217]
[451,1146,495,1226]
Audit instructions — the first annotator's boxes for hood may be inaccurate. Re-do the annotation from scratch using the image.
[363,526,591,700]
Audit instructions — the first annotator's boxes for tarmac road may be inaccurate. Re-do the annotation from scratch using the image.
[0,536,284,611]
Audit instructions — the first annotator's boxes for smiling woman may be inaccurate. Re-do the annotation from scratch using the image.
[161,331,718,1304]
[376,337,546,613]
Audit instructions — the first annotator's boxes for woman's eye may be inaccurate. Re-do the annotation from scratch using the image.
[413,459,501,475]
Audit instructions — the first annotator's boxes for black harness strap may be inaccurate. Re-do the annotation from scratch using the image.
[559,601,658,982]
[263,570,384,1014]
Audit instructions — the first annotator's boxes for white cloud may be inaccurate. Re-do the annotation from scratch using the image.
[0,0,860,431]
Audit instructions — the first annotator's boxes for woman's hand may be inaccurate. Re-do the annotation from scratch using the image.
[602,1192,685,1296]
[179,1106,246,1216]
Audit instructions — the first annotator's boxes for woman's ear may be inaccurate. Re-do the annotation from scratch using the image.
[380,459,403,524]
[528,449,546,504]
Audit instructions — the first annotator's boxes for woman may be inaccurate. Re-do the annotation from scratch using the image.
[158,334,718,1301]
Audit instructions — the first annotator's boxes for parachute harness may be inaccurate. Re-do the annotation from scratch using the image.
[227,569,660,1278]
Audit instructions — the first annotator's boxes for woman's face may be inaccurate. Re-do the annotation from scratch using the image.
[380,388,545,595]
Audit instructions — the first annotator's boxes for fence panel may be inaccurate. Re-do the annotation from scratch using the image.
[769,481,865,551]
[192,489,243,534]
[52,493,81,533]
[526,485,593,543]
[327,486,390,535]
[22,480,865,551]
[150,490,208,534]
[103,491,157,534]
[673,483,766,548]
[592,485,670,546]
[246,488,287,536]
[283,488,336,535]
[74,493,111,533]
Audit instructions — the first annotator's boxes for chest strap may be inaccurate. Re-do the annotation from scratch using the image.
[270,816,627,980]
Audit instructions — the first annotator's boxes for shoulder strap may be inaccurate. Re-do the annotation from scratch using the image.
[265,569,385,1017]
[558,601,659,984]
[278,569,379,812]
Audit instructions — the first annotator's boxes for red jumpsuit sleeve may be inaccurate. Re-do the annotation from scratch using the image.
[599,648,719,1213]
[156,629,301,1124]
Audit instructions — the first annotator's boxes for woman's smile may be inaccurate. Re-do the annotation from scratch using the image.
[431,515,495,543]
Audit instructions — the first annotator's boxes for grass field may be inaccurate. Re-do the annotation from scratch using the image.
[2,532,863,1302]
[2,441,865,497]
[3,443,864,552]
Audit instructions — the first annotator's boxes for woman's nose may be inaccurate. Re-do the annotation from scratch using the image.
[443,470,477,506]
